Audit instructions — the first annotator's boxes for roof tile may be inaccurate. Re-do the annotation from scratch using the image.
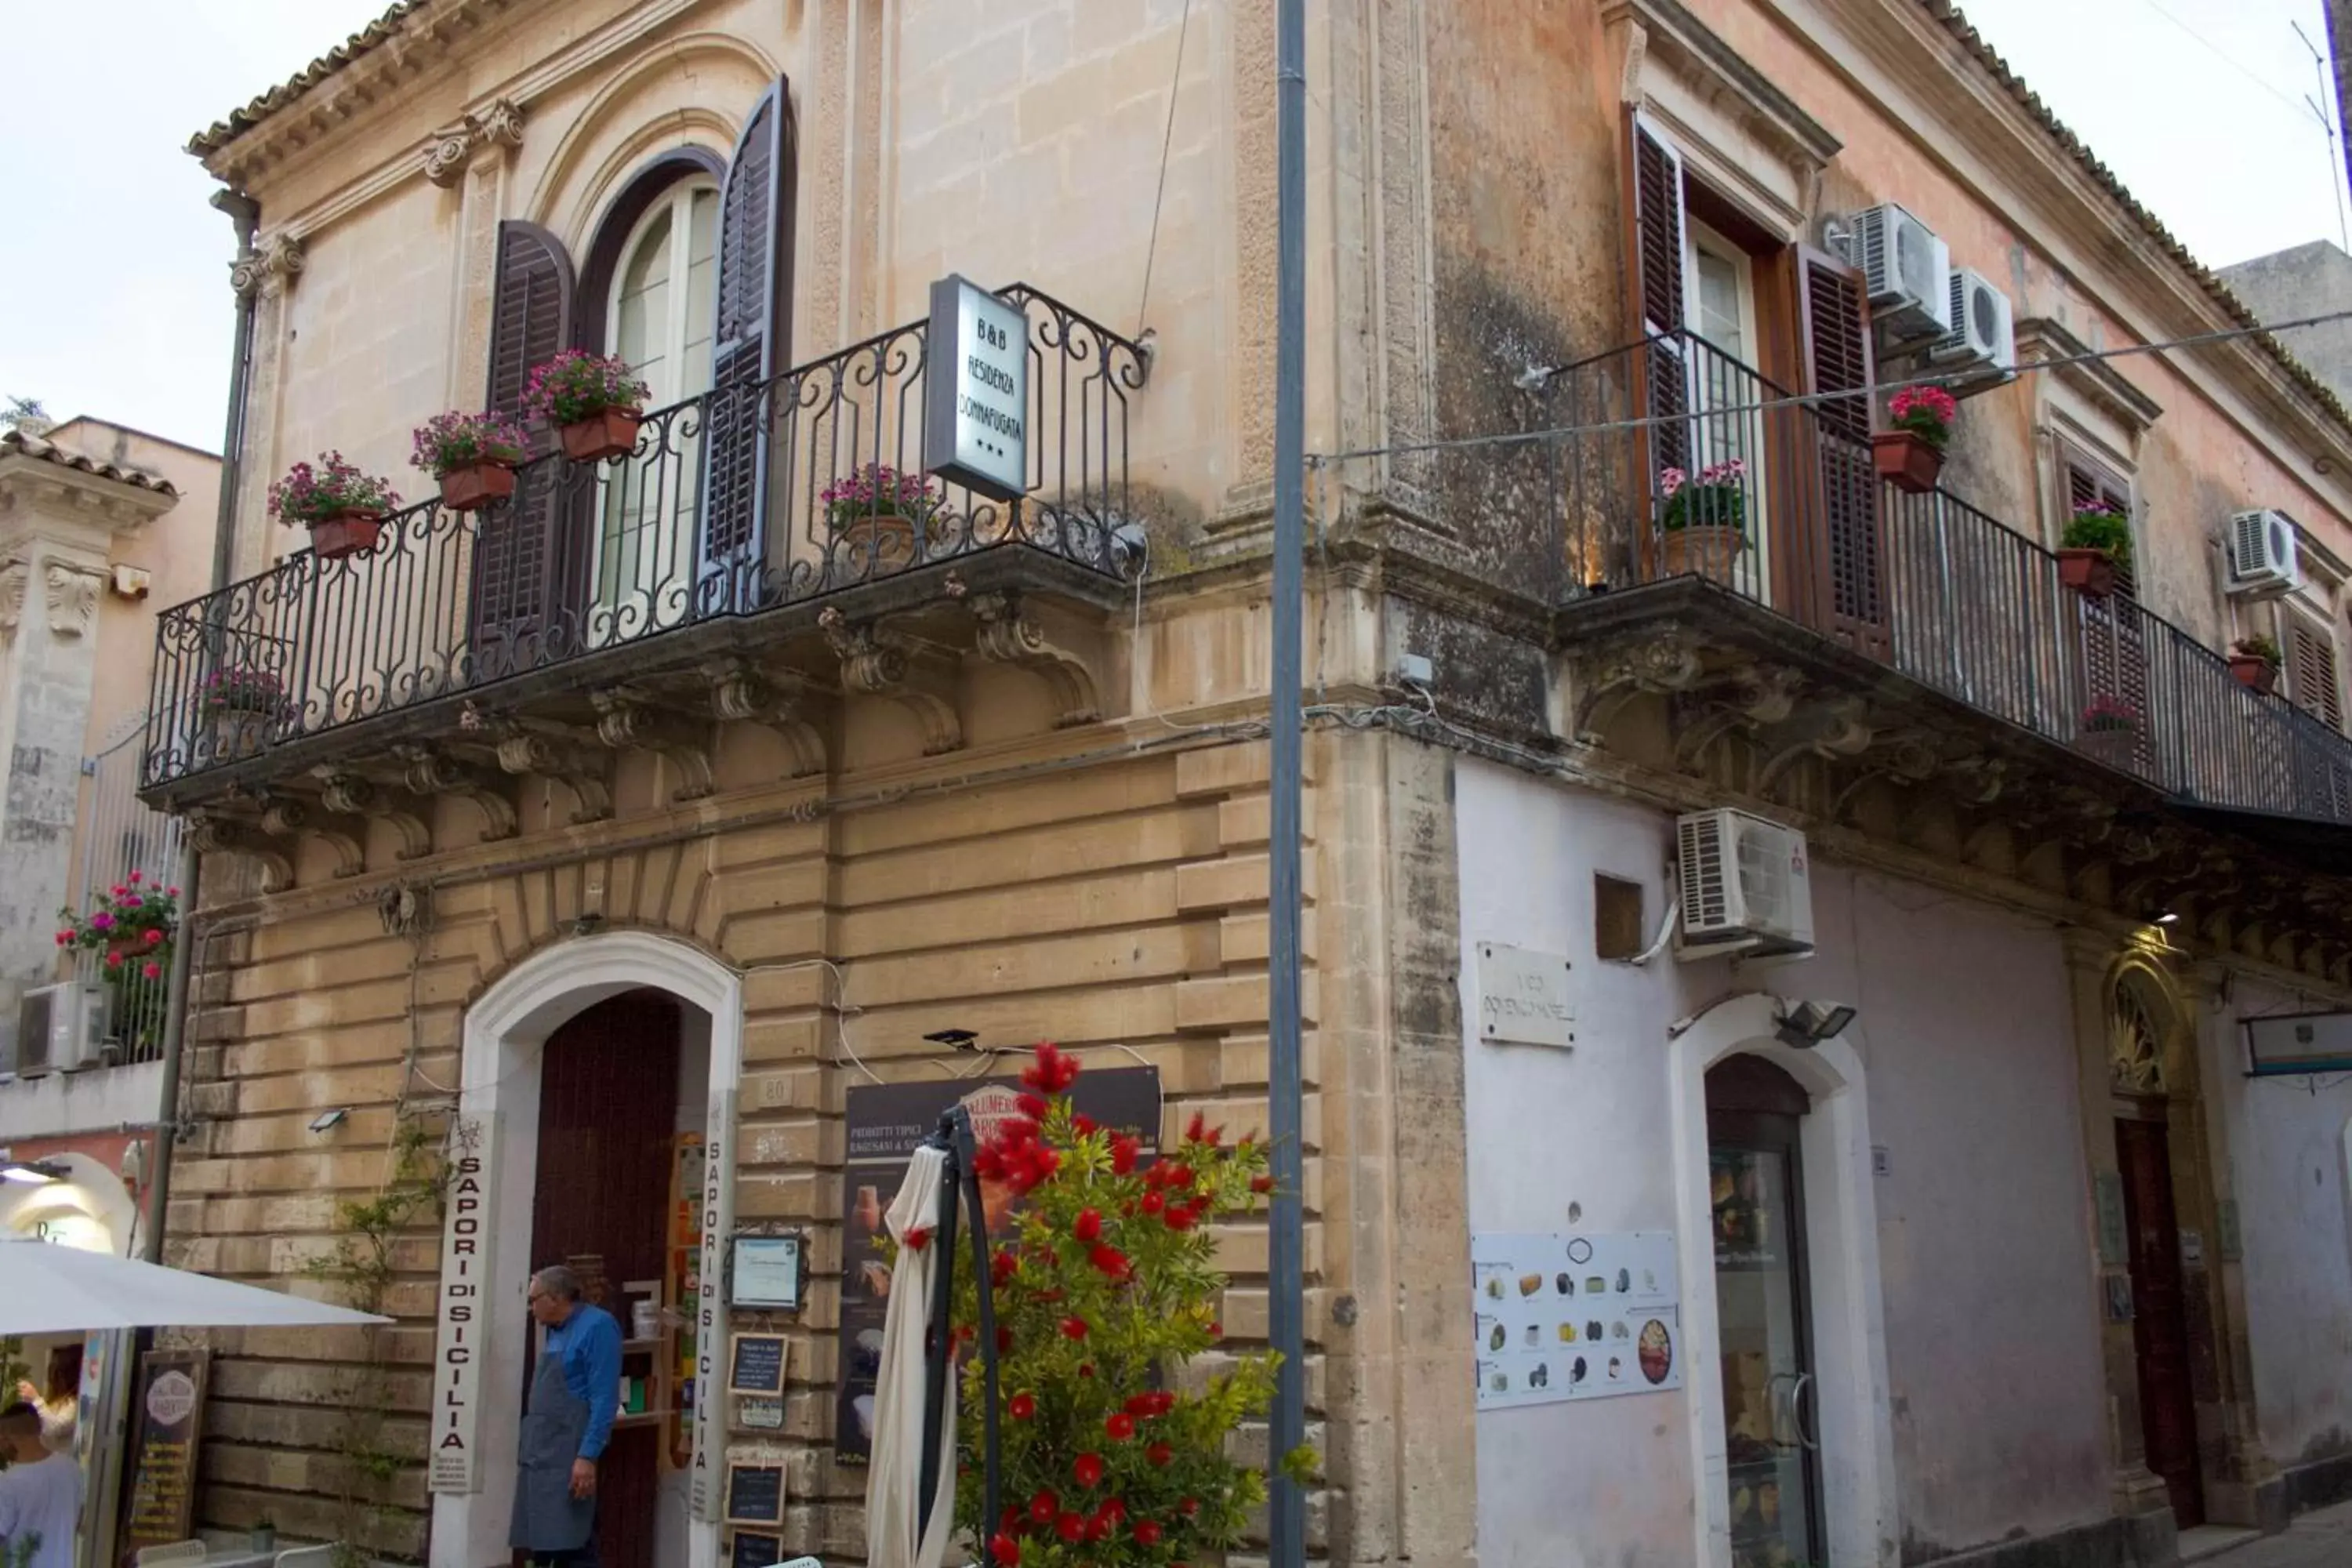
[0,430,180,498]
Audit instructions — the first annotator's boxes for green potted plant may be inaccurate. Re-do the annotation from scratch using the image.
[1658,459,1747,585]
[525,350,651,463]
[267,453,401,560]
[2077,693,2141,769]
[2229,633,2281,695]
[1873,386,1955,494]
[56,875,178,1054]
[822,463,941,571]
[412,410,529,512]
[249,1517,276,1555]
[2058,504,2131,597]
[942,1044,1312,1568]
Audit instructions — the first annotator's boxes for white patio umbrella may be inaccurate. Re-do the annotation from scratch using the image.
[862,1143,955,1568]
[0,1240,391,1334]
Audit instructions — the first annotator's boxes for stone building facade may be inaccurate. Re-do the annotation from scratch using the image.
[140,2,2352,1567]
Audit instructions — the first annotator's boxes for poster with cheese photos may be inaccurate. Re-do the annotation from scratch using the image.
[1470,1231,1681,1410]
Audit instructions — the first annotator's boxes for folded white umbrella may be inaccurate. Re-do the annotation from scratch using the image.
[862,1144,955,1568]
[0,1240,391,1334]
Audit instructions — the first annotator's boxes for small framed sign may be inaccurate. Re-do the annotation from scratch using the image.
[728,1530,782,1568]
[924,274,1029,500]
[724,1460,786,1526]
[728,1333,788,1396]
[729,1233,804,1311]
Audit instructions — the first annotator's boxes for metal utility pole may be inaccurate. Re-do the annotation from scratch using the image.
[1267,0,1307,1562]
[2294,16,2351,251]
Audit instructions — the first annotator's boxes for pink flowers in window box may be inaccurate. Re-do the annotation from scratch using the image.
[1873,386,1958,494]
[267,452,401,558]
[524,351,652,463]
[412,410,529,512]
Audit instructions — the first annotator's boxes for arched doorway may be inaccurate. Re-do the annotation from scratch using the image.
[2107,965,2204,1528]
[431,932,742,1568]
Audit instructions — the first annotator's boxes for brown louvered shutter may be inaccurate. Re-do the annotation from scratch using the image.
[2064,453,2153,772]
[701,77,795,595]
[2292,617,2345,730]
[1792,246,1888,658]
[470,221,575,666]
[1623,114,1690,503]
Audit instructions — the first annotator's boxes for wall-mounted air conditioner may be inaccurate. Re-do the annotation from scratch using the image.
[1928,267,2016,380]
[2227,509,2301,597]
[1849,203,1952,342]
[11,983,107,1076]
[1674,808,1817,960]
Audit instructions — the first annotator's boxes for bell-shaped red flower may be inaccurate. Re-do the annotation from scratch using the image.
[1110,1134,1141,1174]
[1073,1207,1103,1242]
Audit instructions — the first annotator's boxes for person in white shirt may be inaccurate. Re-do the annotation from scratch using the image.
[0,1403,80,1568]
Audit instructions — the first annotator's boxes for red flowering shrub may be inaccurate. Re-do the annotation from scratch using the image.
[953,1044,1310,1566]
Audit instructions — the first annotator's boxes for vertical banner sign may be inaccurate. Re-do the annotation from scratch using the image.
[691,1088,739,1523]
[924,274,1029,501]
[430,1113,499,1494]
[835,1068,1162,1460]
[120,1348,209,1560]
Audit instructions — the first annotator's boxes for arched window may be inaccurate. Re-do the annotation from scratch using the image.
[594,177,720,627]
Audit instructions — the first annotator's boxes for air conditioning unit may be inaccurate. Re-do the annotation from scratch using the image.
[1849,203,1952,341]
[1675,808,1817,960]
[11,983,107,1076]
[2227,509,2301,597]
[1928,266,2016,379]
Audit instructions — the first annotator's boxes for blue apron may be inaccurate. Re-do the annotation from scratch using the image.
[510,1332,596,1555]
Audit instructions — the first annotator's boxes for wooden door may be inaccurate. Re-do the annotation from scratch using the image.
[2116,1116,2204,1527]
[528,990,681,1567]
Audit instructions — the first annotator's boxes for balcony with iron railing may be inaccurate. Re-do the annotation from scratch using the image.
[1542,329,2352,831]
[140,285,1148,801]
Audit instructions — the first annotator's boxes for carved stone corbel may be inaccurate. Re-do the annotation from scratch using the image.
[592,688,717,800]
[395,744,519,841]
[187,811,295,895]
[314,768,434,860]
[232,233,304,300]
[1754,696,1875,798]
[1569,625,1707,739]
[821,612,964,754]
[43,562,102,638]
[1671,664,1805,773]
[492,725,615,823]
[702,658,826,777]
[967,592,1102,728]
[423,97,524,187]
[259,794,368,880]
[0,558,26,643]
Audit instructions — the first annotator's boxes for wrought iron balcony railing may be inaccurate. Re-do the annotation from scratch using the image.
[143,285,1145,791]
[1544,330,2352,825]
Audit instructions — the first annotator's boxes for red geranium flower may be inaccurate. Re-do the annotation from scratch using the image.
[1105,1412,1136,1441]
[1073,1453,1105,1488]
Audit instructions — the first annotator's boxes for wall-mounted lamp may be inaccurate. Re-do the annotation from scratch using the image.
[307,1108,350,1134]
[0,1160,67,1185]
[1774,1000,1857,1051]
[924,1028,979,1053]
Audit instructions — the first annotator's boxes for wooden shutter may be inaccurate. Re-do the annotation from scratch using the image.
[2063,453,2154,773]
[471,221,576,664]
[1791,246,1888,658]
[1623,114,1690,495]
[701,77,796,586]
[2292,617,2345,730]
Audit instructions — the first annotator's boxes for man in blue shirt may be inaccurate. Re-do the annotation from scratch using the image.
[511,1265,621,1566]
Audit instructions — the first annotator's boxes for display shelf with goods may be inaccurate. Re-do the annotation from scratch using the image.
[669,1132,706,1471]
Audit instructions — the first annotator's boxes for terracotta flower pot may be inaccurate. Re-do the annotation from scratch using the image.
[835,514,920,571]
[1661,524,1744,586]
[2056,547,2116,597]
[2228,654,2279,695]
[438,461,518,513]
[2076,728,2139,771]
[558,408,644,463]
[209,709,270,762]
[307,509,384,560]
[1871,429,1944,494]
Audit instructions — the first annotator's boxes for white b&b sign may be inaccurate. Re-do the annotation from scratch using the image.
[428,1114,498,1494]
[924,274,1029,501]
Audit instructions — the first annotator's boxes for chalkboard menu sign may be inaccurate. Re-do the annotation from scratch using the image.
[729,1529,783,1568]
[728,1333,787,1396]
[724,1461,786,1526]
[836,1066,1161,1460]
[119,1348,209,1560]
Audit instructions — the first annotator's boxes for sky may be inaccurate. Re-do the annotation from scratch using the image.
[1,0,2348,454]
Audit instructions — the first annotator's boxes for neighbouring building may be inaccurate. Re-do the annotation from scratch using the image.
[1,417,220,1568]
[2220,240,2352,406]
[132,3,2352,1568]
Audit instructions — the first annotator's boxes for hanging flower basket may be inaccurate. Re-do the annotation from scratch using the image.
[308,510,385,559]
[1870,429,1944,494]
[526,351,652,464]
[269,453,400,561]
[413,410,528,513]
[2056,547,2116,597]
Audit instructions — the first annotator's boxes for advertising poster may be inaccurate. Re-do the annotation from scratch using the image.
[119,1348,209,1559]
[1470,1231,1680,1410]
[835,1066,1161,1460]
